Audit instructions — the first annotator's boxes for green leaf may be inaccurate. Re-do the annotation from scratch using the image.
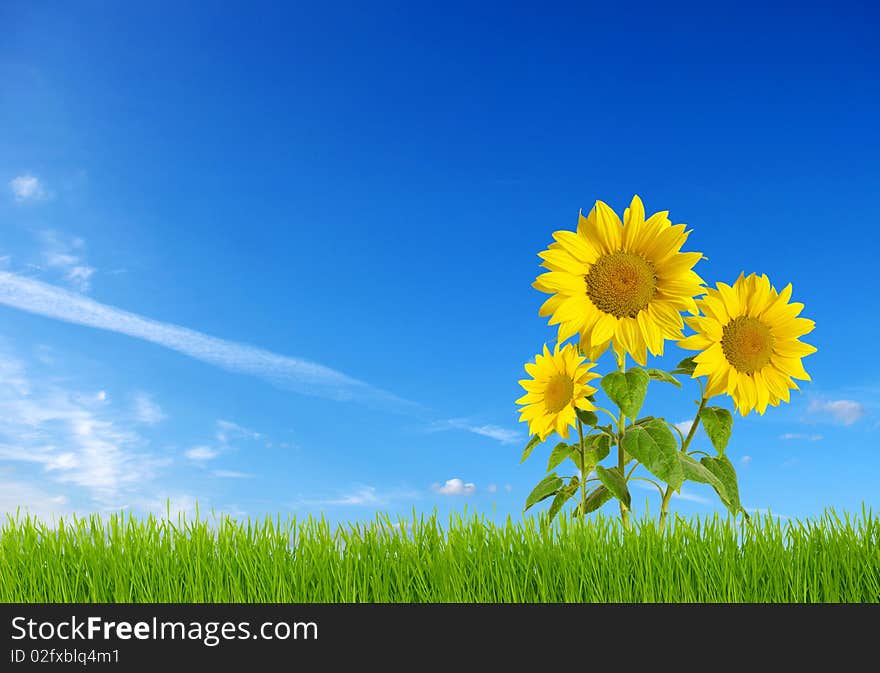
[587,433,612,463]
[520,435,542,464]
[647,369,682,387]
[575,408,599,427]
[601,368,649,419]
[700,407,733,454]
[577,485,612,515]
[595,466,630,510]
[524,473,563,511]
[547,442,574,472]
[671,356,697,375]
[633,416,656,426]
[547,477,579,523]
[566,444,584,473]
[621,420,684,490]
[678,454,727,494]
[701,455,743,513]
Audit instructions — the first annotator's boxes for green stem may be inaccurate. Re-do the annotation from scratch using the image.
[616,351,630,530]
[577,419,587,517]
[659,396,708,532]
[593,406,623,425]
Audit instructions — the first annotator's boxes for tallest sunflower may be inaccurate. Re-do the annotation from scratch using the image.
[533,196,705,366]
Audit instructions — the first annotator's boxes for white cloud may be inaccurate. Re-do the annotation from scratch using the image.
[138,494,201,520]
[291,484,420,509]
[0,351,167,505]
[632,481,711,505]
[0,271,408,405]
[428,418,521,445]
[216,419,260,444]
[807,399,865,426]
[39,231,97,292]
[780,433,823,441]
[0,474,73,520]
[486,484,498,493]
[9,174,48,202]
[505,484,513,493]
[740,455,752,467]
[468,424,521,444]
[133,393,165,425]
[672,489,711,504]
[432,478,476,496]
[0,352,30,395]
[674,420,694,435]
[185,446,218,461]
[211,469,253,479]
[747,507,790,520]
[66,265,96,290]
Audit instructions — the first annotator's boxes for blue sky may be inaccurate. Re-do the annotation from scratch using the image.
[1,2,878,524]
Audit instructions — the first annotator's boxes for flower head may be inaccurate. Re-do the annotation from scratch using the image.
[516,343,599,440]
[679,273,816,415]
[533,195,705,365]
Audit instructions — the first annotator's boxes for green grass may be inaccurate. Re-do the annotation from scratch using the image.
[1,508,878,602]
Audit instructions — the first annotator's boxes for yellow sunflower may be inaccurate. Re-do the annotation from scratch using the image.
[516,343,600,441]
[679,273,816,416]
[533,195,705,366]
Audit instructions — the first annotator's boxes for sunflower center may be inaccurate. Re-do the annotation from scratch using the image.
[544,374,574,413]
[585,251,657,319]
[721,317,774,374]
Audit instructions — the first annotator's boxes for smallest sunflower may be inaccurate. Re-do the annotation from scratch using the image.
[516,343,600,441]
[679,273,817,416]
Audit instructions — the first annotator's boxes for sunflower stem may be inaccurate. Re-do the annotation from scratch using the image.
[659,396,708,532]
[616,351,630,530]
[577,419,588,516]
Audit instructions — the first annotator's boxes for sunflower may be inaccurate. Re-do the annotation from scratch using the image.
[533,195,705,366]
[516,343,600,441]
[679,273,816,416]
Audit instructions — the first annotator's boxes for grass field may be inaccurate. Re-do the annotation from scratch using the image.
[1,508,877,602]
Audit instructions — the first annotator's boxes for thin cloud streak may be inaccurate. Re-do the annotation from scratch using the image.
[0,271,410,406]
[427,418,522,445]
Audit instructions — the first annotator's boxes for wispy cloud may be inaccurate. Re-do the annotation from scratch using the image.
[136,494,202,520]
[184,420,265,470]
[0,350,168,506]
[211,469,253,479]
[0,271,409,405]
[0,473,73,519]
[432,478,476,496]
[39,231,96,292]
[807,398,865,425]
[428,418,522,445]
[672,489,711,504]
[747,507,790,520]
[216,419,260,444]
[780,433,823,441]
[632,481,711,505]
[674,420,694,435]
[184,446,219,462]
[132,393,165,425]
[740,455,752,467]
[9,174,48,202]
[292,484,419,508]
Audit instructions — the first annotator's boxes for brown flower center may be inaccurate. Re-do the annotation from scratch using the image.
[544,374,574,413]
[721,316,774,374]
[585,251,657,318]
